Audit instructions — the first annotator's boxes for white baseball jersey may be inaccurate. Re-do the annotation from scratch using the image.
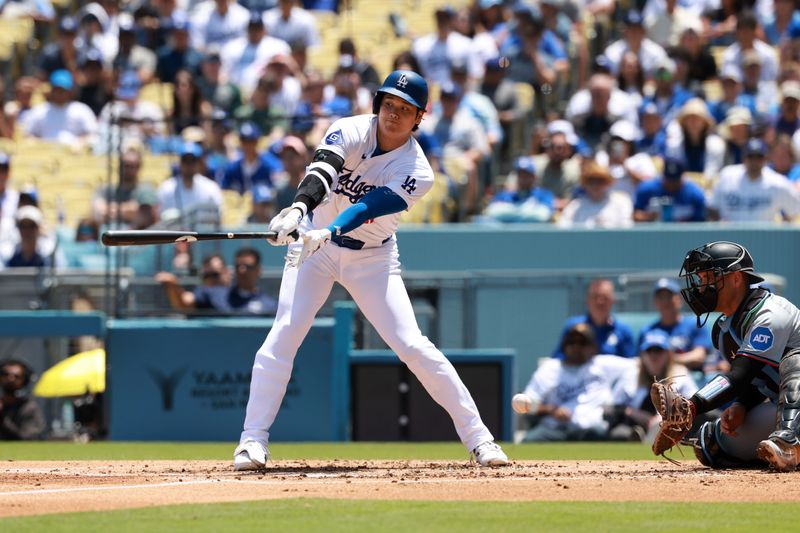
[305,115,434,246]
[708,164,800,222]
[240,111,497,453]
[523,355,634,430]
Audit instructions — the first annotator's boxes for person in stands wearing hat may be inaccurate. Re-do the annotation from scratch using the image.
[769,81,800,139]
[197,49,242,116]
[515,322,634,442]
[76,49,112,117]
[633,157,706,222]
[480,57,524,151]
[636,102,667,157]
[156,14,203,85]
[157,142,222,223]
[557,161,633,228]
[483,156,554,223]
[739,49,778,120]
[22,70,98,148]
[707,65,758,125]
[721,10,779,83]
[664,98,725,178]
[565,72,638,150]
[719,106,755,166]
[3,206,65,268]
[639,57,692,127]
[603,10,668,78]
[113,13,156,83]
[608,328,698,442]
[221,122,278,195]
[36,17,80,81]
[640,278,713,372]
[709,137,800,222]
[532,119,582,211]
[221,10,290,90]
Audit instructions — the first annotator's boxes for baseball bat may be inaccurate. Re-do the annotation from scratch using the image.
[101,230,299,246]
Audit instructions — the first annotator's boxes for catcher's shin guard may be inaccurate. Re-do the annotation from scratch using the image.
[693,421,761,469]
[771,349,800,444]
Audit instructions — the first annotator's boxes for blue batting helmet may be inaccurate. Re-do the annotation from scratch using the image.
[372,70,429,114]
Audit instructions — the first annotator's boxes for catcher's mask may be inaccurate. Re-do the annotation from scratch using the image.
[678,241,764,326]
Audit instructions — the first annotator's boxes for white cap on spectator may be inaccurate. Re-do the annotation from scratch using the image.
[782,81,800,102]
[546,119,579,146]
[16,205,43,226]
[609,120,639,142]
[719,64,742,83]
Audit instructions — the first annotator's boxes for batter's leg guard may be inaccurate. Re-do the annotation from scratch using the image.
[770,349,800,445]
[693,420,761,469]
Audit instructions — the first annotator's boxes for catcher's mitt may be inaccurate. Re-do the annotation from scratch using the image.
[650,378,695,457]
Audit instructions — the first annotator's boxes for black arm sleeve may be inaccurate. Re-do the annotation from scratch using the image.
[691,354,767,413]
[293,149,345,213]
[736,383,770,411]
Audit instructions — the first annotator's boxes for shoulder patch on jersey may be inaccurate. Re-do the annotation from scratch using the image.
[749,326,774,351]
[324,129,343,145]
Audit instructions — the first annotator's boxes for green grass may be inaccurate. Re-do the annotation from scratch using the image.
[2,500,792,533]
[0,441,672,461]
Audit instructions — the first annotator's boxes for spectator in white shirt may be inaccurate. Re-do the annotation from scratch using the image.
[721,10,779,83]
[412,5,480,85]
[23,70,98,148]
[157,142,222,223]
[96,70,166,153]
[708,138,800,222]
[603,9,668,78]
[190,0,250,53]
[263,0,320,49]
[558,161,634,228]
[515,322,633,442]
[221,10,290,89]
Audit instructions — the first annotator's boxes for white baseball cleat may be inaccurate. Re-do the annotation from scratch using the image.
[233,439,269,471]
[472,441,509,467]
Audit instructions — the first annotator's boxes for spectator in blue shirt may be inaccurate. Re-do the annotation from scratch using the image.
[639,278,712,372]
[221,122,278,194]
[708,66,759,125]
[552,279,636,359]
[633,157,706,222]
[770,81,800,139]
[635,102,667,157]
[483,156,555,222]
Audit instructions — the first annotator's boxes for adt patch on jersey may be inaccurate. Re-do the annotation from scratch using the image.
[325,130,343,145]
[750,326,774,351]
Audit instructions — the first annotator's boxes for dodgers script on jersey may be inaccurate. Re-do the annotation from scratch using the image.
[306,115,434,246]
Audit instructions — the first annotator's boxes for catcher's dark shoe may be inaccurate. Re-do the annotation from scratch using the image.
[757,438,800,472]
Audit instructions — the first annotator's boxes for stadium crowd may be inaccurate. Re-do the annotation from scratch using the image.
[0,0,797,442]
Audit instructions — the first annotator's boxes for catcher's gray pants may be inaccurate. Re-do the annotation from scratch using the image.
[716,402,777,461]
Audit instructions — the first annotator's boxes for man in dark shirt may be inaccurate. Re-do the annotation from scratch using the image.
[36,17,80,81]
[77,49,112,117]
[0,360,45,440]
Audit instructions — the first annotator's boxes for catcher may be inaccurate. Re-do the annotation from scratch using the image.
[651,241,800,471]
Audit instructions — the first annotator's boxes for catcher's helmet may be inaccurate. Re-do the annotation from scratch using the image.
[372,70,428,115]
[678,241,764,325]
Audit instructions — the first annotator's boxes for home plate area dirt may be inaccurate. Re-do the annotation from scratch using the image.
[2,460,799,517]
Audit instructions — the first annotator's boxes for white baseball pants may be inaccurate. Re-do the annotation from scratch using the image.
[240,240,495,451]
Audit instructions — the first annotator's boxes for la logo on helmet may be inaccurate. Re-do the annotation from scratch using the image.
[396,74,408,88]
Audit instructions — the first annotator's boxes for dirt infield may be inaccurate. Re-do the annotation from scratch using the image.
[2,459,799,517]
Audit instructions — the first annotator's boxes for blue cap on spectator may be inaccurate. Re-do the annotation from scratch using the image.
[654,277,681,294]
[513,2,543,22]
[593,54,612,74]
[0,152,11,167]
[479,0,503,8]
[116,70,141,100]
[663,157,685,180]
[252,183,273,203]
[238,121,261,141]
[178,141,203,159]
[624,9,644,26]
[59,16,78,34]
[440,81,462,98]
[640,329,672,351]
[50,69,74,90]
[485,57,508,71]
[514,156,536,174]
[170,12,190,32]
[248,10,264,27]
[744,137,767,156]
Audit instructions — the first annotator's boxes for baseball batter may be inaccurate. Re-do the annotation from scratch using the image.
[233,70,508,470]
[650,241,800,471]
